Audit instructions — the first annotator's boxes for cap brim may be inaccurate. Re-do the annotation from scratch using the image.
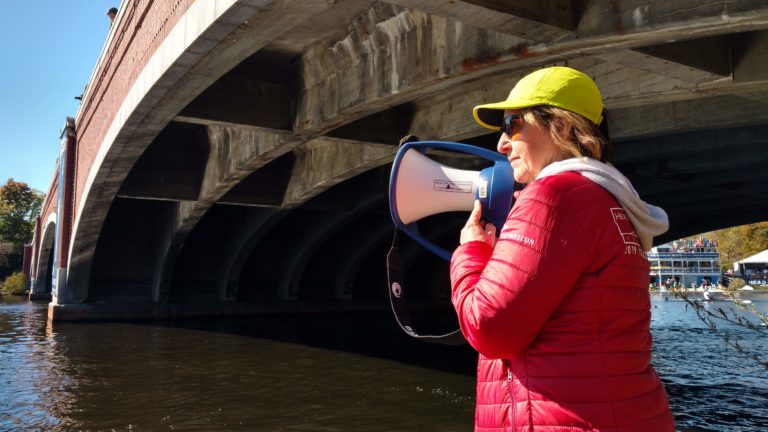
[472,99,541,130]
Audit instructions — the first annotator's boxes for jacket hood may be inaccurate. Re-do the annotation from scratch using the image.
[537,157,669,251]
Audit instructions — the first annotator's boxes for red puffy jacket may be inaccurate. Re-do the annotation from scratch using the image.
[450,172,674,431]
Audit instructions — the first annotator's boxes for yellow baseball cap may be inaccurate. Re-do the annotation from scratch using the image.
[473,66,603,129]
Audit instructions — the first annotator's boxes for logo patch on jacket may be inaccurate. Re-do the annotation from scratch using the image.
[610,207,640,246]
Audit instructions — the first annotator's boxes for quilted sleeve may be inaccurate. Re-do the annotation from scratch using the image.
[450,179,592,359]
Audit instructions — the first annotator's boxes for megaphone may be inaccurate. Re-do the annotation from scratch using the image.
[389,141,515,261]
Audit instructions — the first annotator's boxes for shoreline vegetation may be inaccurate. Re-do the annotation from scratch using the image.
[0,291,29,297]
[0,272,29,296]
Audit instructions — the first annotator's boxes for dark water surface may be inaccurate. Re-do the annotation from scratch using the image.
[1,293,767,431]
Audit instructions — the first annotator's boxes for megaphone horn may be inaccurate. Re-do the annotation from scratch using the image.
[389,141,515,261]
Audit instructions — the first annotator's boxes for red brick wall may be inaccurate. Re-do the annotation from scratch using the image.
[73,0,195,214]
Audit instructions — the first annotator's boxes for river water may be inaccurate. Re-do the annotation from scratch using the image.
[1,293,766,431]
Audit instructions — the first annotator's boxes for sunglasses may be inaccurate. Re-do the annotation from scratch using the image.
[501,114,523,136]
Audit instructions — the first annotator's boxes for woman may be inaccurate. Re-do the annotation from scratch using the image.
[450,66,675,431]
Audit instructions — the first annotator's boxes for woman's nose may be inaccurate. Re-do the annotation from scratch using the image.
[497,134,511,154]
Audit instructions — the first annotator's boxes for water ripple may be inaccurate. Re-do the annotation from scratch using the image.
[1,293,766,431]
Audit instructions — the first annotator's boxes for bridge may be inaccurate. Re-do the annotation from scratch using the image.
[23,0,768,322]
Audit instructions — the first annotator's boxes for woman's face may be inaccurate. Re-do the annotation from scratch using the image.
[497,110,564,184]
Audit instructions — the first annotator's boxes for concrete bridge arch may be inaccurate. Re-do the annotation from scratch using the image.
[30,214,57,296]
[27,0,768,321]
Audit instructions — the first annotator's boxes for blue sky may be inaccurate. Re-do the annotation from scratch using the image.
[0,1,119,193]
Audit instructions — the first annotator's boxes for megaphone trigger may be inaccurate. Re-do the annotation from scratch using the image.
[398,134,420,147]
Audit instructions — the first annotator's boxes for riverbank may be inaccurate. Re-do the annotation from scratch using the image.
[0,291,29,297]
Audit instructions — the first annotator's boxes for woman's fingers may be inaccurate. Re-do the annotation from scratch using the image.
[467,200,483,226]
[485,223,496,237]
[460,201,498,247]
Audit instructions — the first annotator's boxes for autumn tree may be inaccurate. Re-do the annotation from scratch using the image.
[0,179,44,280]
[697,222,768,270]
[0,179,44,250]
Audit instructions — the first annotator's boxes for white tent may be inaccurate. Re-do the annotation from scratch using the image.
[733,249,768,285]
[735,249,768,264]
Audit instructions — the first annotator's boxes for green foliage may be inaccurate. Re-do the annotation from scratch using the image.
[694,222,768,271]
[0,242,21,281]
[0,179,45,251]
[0,272,28,295]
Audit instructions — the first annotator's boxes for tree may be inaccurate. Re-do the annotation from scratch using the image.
[695,222,768,270]
[0,179,44,251]
[0,242,19,280]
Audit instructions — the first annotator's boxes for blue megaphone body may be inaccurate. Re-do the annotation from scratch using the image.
[389,141,516,261]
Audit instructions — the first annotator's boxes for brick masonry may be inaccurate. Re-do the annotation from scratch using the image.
[74,0,195,215]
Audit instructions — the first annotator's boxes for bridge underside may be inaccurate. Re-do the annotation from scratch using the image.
[54,0,768,321]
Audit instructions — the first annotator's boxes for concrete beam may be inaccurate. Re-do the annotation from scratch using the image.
[610,96,768,140]
[216,156,294,207]
[410,69,768,142]
[635,35,731,77]
[733,30,768,83]
[177,52,295,129]
[200,124,294,202]
[117,122,208,201]
[295,2,768,141]
[327,104,414,145]
[282,137,396,207]
[389,1,749,108]
[383,0,570,41]
[577,0,768,38]
[593,50,719,84]
[295,4,522,135]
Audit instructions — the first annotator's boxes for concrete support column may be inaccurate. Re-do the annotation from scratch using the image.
[27,216,41,295]
[50,118,76,305]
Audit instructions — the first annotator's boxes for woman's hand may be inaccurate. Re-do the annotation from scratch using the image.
[460,200,497,247]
